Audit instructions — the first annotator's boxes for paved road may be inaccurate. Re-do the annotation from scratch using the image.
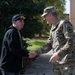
[21,51,54,75]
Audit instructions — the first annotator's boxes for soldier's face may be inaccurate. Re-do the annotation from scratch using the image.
[43,13,53,25]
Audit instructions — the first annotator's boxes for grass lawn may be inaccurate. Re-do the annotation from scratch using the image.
[26,38,47,51]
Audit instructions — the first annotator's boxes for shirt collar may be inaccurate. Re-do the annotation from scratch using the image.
[51,19,60,31]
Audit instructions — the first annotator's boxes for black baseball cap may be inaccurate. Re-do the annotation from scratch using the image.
[12,14,26,23]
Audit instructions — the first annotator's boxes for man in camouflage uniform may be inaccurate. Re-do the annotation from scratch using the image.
[29,6,75,75]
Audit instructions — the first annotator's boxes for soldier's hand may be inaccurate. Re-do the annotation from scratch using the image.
[49,52,59,63]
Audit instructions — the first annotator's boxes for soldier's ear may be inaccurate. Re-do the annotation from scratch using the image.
[49,14,52,18]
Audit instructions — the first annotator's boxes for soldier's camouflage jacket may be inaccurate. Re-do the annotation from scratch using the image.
[36,19,75,65]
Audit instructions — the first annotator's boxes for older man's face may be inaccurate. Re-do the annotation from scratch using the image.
[14,20,24,30]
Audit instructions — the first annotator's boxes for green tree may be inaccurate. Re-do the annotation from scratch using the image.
[0,0,66,39]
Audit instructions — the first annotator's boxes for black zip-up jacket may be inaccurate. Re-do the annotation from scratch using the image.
[0,26,29,72]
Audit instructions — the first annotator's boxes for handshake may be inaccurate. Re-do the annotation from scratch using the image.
[28,51,38,58]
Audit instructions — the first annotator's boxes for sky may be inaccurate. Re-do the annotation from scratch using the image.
[64,0,70,14]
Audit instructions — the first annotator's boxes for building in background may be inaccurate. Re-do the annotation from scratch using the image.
[64,14,69,20]
[70,0,75,29]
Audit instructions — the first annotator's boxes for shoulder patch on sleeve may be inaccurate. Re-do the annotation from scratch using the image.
[67,27,73,33]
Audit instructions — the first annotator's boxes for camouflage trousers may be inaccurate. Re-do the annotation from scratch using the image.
[53,63,75,75]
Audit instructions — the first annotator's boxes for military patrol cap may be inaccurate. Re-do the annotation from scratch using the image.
[41,6,57,17]
[12,14,25,23]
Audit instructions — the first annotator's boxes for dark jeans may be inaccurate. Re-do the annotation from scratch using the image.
[1,70,20,75]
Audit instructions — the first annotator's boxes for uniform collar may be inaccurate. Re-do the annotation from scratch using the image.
[51,19,60,31]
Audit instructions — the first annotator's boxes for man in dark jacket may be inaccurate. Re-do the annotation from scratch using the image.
[0,14,29,75]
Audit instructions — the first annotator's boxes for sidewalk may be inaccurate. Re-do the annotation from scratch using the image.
[22,51,54,75]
